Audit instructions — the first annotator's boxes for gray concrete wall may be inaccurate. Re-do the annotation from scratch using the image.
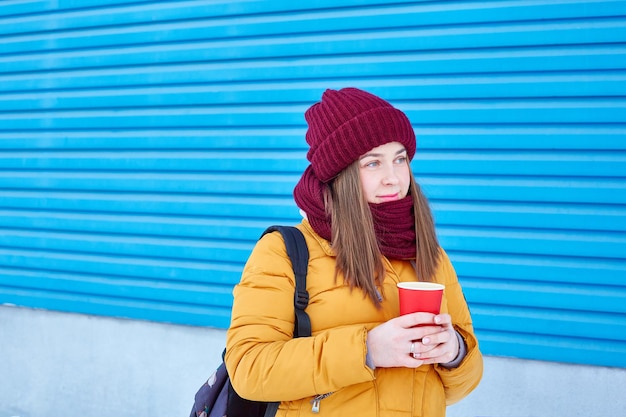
[1,305,624,417]
[1,305,225,417]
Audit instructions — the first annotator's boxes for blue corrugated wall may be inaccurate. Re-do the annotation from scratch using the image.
[1,0,625,368]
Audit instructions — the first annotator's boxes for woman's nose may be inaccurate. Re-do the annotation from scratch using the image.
[382,167,400,185]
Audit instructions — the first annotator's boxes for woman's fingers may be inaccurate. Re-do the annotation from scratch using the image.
[395,312,437,328]
[367,313,457,368]
[418,327,459,363]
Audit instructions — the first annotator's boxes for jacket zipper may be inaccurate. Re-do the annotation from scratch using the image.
[310,392,334,413]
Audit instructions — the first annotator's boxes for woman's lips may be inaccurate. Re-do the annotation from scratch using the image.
[378,193,399,202]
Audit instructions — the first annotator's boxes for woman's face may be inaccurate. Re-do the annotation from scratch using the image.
[358,141,410,204]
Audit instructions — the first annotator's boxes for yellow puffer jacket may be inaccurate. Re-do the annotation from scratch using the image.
[226,220,483,417]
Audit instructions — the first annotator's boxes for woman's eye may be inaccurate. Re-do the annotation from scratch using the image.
[395,156,407,164]
[365,160,379,168]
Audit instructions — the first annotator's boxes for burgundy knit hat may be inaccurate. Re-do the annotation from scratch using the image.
[304,87,416,182]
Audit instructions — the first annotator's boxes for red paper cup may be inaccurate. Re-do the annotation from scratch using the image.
[397,282,444,315]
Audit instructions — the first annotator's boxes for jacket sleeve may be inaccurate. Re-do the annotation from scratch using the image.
[224,230,375,402]
[434,250,484,405]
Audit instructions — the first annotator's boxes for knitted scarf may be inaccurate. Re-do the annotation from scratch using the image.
[294,166,417,260]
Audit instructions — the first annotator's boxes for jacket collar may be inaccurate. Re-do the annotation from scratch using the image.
[301,218,335,257]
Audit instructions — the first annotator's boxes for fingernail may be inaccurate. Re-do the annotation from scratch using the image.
[422,337,430,345]
[434,316,442,324]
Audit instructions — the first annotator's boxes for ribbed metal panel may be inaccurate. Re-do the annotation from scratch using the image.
[1,0,625,367]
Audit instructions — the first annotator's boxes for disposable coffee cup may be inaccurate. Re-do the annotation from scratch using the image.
[397,282,444,315]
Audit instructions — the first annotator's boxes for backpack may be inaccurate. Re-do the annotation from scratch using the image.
[189,225,310,417]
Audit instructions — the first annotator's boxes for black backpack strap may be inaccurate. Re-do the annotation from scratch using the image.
[222,227,311,417]
[261,225,311,338]
[259,226,310,417]
[263,401,280,417]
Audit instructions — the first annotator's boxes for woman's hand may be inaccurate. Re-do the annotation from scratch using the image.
[366,313,459,368]
[418,314,460,365]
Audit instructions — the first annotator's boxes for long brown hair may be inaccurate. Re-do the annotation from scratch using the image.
[325,161,440,306]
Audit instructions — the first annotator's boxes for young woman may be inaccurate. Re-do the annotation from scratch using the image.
[225,87,483,416]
